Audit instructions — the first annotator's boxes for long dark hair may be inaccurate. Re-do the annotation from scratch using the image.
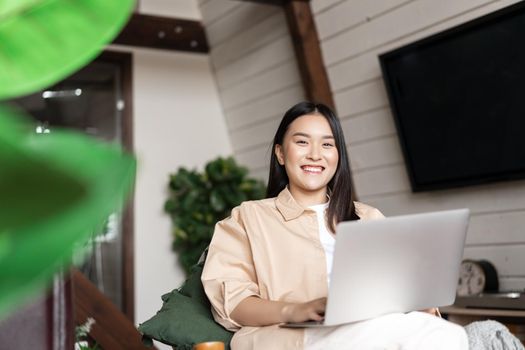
[267,101,359,231]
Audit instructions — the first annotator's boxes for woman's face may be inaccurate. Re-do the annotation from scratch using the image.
[275,113,339,204]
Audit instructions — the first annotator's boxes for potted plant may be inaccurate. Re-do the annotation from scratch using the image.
[165,157,266,275]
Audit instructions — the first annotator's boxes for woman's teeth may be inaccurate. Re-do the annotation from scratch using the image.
[302,166,323,173]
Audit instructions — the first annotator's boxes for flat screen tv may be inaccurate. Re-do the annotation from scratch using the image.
[379,2,525,192]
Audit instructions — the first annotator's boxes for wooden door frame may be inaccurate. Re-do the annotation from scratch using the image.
[93,50,135,322]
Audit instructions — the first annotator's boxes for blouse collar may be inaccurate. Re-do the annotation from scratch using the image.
[275,187,308,221]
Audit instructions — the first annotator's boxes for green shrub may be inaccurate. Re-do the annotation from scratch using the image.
[165,157,266,275]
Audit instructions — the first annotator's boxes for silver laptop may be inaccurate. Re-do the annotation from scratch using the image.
[282,209,470,328]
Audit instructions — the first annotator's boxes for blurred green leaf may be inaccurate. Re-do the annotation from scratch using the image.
[174,228,188,241]
[164,199,177,213]
[0,0,135,319]
[0,0,135,99]
[0,105,136,319]
[181,190,200,211]
[209,189,225,212]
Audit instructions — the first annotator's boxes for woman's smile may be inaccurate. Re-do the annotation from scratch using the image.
[301,165,325,174]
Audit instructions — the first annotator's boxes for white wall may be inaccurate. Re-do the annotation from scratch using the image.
[110,3,232,349]
[131,47,231,326]
[201,0,525,291]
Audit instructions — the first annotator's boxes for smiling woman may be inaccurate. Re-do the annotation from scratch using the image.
[267,102,360,232]
[200,101,468,350]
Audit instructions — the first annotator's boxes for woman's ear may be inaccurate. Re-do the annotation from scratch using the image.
[275,144,285,165]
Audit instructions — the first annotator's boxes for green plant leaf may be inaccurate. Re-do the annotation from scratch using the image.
[0,105,136,319]
[205,159,221,183]
[0,0,135,99]
[221,185,245,207]
[166,157,266,275]
[164,199,177,213]
[181,189,201,211]
[174,228,188,241]
[209,189,225,212]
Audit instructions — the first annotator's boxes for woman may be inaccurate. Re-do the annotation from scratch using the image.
[201,102,468,349]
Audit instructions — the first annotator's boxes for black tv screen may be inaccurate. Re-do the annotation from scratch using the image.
[379,2,525,192]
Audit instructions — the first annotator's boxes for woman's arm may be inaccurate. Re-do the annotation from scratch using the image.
[230,296,326,327]
[203,205,326,329]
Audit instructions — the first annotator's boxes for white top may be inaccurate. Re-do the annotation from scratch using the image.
[308,203,335,285]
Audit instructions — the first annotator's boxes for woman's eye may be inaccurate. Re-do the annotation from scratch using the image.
[323,143,335,147]
[296,140,307,145]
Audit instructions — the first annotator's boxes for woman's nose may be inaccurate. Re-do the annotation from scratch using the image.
[307,145,322,160]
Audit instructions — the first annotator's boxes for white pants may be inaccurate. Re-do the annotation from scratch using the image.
[305,312,468,350]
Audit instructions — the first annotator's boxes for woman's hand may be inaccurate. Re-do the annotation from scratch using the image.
[231,296,327,326]
[420,307,441,317]
[281,297,327,323]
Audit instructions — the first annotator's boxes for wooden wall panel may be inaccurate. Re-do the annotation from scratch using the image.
[200,0,241,25]
[206,4,278,46]
[221,60,300,110]
[467,211,525,245]
[216,36,295,90]
[361,181,525,216]
[341,107,396,145]
[498,278,525,292]
[334,79,389,118]
[251,167,269,182]
[329,53,384,93]
[236,145,272,171]
[210,12,289,69]
[353,164,410,197]
[326,0,523,93]
[230,118,281,152]
[315,0,412,40]
[348,136,403,171]
[321,0,498,66]
[311,0,343,14]
[226,85,303,130]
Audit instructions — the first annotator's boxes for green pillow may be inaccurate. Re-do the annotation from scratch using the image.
[138,262,233,350]
[178,261,209,302]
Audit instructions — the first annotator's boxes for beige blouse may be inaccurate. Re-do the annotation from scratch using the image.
[201,187,384,350]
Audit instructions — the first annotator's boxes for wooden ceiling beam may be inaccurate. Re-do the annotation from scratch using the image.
[283,0,335,110]
[282,1,356,197]
[113,13,209,53]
